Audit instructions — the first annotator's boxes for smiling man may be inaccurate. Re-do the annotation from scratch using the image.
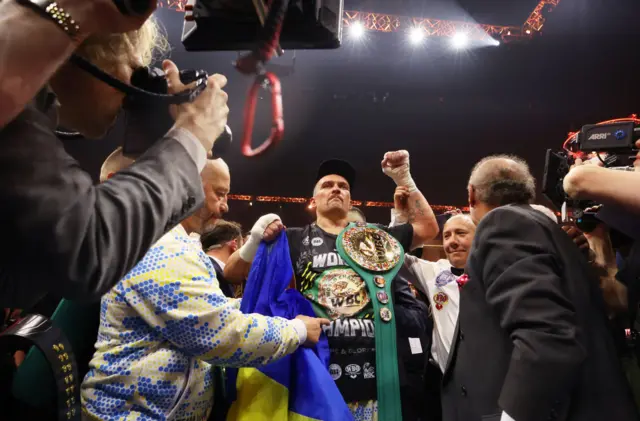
[395,214,476,373]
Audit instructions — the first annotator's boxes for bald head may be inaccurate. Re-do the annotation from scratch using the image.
[202,158,230,186]
[468,155,535,207]
[444,214,476,232]
[195,158,231,231]
[442,213,476,268]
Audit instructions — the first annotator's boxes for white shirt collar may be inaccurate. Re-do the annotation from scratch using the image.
[210,255,226,269]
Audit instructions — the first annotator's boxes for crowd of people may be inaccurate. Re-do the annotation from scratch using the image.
[71,145,640,421]
[2,1,640,421]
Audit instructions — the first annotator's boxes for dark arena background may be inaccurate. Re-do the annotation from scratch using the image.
[64,0,640,229]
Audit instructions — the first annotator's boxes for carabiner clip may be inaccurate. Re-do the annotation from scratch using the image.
[241,71,284,157]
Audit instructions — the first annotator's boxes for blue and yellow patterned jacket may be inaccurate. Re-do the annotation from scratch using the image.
[81,225,302,420]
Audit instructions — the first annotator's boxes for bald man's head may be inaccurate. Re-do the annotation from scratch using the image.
[198,159,231,229]
[202,159,230,185]
[442,214,476,268]
[468,155,535,207]
[444,214,475,232]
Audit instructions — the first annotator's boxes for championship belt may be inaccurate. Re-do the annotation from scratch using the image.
[336,223,404,421]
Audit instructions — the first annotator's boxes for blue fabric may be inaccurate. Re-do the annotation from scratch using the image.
[617,252,625,271]
[227,232,352,420]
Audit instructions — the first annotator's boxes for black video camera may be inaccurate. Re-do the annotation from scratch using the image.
[68,55,232,158]
[108,0,345,158]
[121,66,232,157]
[542,117,639,232]
[111,0,343,51]
[564,120,640,157]
[181,0,343,51]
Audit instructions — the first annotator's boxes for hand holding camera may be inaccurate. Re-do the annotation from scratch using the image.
[163,60,230,154]
[563,158,601,200]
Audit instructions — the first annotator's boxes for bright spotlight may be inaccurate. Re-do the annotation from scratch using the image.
[349,21,365,39]
[491,38,501,46]
[408,27,425,45]
[451,33,469,49]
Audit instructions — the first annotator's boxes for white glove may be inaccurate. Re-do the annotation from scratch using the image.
[381,150,417,193]
[238,213,282,262]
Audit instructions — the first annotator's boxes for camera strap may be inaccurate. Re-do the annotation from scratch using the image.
[69,54,207,105]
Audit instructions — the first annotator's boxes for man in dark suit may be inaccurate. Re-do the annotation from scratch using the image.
[201,220,245,299]
[0,17,229,308]
[441,155,639,421]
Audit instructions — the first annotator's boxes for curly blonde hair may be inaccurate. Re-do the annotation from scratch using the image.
[75,17,170,71]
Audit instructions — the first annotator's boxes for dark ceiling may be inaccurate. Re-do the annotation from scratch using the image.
[64,0,640,227]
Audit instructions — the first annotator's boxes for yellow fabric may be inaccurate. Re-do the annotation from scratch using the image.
[347,400,378,421]
[227,368,319,421]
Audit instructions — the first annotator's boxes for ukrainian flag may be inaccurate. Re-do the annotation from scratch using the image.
[226,232,353,421]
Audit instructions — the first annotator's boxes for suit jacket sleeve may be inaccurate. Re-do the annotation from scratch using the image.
[393,260,430,337]
[0,103,204,305]
[473,207,586,421]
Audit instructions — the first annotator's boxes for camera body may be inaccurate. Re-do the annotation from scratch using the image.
[181,0,343,51]
[122,66,231,158]
[112,0,344,51]
[542,118,638,232]
[566,121,640,156]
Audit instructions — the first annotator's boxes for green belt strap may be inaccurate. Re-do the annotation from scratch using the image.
[336,223,404,421]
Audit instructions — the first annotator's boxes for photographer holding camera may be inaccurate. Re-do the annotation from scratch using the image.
[0,0,156,128]
[564,142,640,407]
[563,140,640,212]
[0,1,230,308]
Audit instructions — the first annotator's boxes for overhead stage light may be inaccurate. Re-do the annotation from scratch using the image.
[349,21,365,39]
[408,27,425,45]
[491,38,501,46]
[451,32,469,49]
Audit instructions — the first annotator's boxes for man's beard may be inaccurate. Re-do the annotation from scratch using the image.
[200,209,224,233]
[202,217,219,233]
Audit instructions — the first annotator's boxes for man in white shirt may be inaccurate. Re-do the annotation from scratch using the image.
[395,203,586,373]
[394,214,475,372]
